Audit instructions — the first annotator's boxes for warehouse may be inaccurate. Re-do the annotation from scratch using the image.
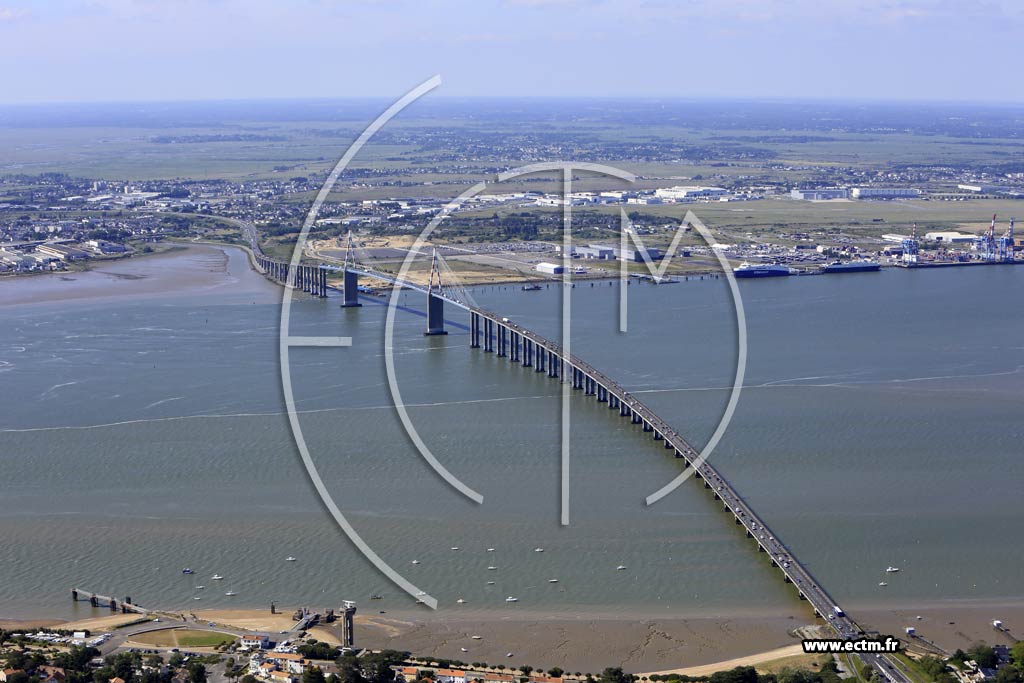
[535,262,564,275]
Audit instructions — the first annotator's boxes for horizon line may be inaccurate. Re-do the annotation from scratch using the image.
[2,93,1024,109]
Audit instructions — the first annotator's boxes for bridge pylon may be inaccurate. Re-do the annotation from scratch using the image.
[424,249,447,336]
[340,231,362,308]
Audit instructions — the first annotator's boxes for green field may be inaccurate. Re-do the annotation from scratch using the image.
[129,628,237,649]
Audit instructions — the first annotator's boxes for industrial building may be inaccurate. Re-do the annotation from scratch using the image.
[924,231,975,244]
[575,245,616,259]
[36,243,89,261]
[535,262,564,275]
[654,186,728,201]
[851,187,921,199]
[958,184,1011,194]
[585,243,663,262]
[791,188,849,200]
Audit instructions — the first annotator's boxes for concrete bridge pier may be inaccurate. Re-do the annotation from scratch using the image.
[510,332,520,362]
[470,313,480,348]
[483,319,494,352]
[496,325,507,356]
[341,269,361,307]
[522,339,533,367]
[425,293,447,336]
[536,346,546,372]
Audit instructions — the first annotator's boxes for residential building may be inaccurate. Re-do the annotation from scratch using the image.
[432,670,466,683]
[240,634,269,650]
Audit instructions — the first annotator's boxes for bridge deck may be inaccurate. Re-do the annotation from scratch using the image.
[469,307,860,640]
[251,247,858,638]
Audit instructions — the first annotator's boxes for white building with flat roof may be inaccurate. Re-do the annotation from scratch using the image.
[924,231,975,243]
[654,186,728,201]
[851,187,921,199]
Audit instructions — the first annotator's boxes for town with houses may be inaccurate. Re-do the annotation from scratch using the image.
[2,613,1022,683]
[2,167,1023,280]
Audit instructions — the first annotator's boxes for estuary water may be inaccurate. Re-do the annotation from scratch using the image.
[1,245,1022,620]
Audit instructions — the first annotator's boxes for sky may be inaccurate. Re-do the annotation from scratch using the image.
[2,0,1023,104]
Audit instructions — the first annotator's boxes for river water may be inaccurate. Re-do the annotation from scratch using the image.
[1,245,1021,620]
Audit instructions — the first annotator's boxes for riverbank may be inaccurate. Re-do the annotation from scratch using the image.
[8,601,1018,673]
[0,242,278,308]
[126,602,1023,673]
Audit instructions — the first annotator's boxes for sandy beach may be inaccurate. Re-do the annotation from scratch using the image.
[6,601,1021,674]
[186,600,1024,673]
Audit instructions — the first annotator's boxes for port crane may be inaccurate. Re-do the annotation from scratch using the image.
[974,214,1000,261]
[901,223,919,265]
[997,217,1015,262]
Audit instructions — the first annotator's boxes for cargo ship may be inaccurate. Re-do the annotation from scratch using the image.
[820,260,881,274]
[733,262,794,278]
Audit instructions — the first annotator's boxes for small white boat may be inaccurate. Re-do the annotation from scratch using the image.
[461,648,468,652]
[878,582,888,587]
[456,598,466,604]
[548,579,559,583]
[487,566,498,570]
[471,636,482,640]
[505,596,518,602]
[486,581,495,585]
[506,652,514,658]
[886,566,900,573]
[411,560,420,565]
[534,548,544,553]
[616,565,627,571]
[225,591,237,596]
[211,574,224,580]
[196,585,205,590]
[450,547,460,551]
[182,568,194,575]
[487,548,495,552]
[285,556,297,562]
[193,597,202,600]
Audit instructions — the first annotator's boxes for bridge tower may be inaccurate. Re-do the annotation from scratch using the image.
[340,231,362,308]
[425,249,448,336]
